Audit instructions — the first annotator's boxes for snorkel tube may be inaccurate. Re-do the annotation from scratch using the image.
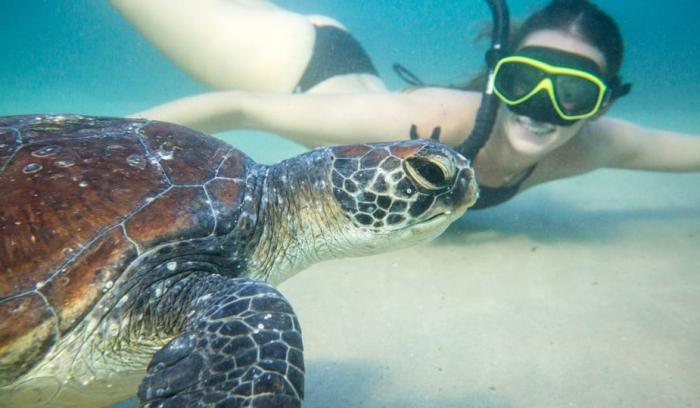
[456,0,510,159]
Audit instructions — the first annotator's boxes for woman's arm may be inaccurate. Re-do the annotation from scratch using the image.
[132,88,480,148]
[590,117,700,172]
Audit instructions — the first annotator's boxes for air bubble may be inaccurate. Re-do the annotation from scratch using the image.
[166,261,177,271]
[22,163,43,174]
[126,154,147,170]
[105,144,126,151]
[78,181,88,188]
[31,145,61,158]
[55,159,75,168]
[157,143,175,160]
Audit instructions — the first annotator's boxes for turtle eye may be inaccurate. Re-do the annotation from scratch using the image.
[404,157,450,190]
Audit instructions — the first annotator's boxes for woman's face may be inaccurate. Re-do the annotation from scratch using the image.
[498,29,608,157]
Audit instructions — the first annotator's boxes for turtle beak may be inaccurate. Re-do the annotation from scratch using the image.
[435,165,479,218]
[455,166,479,211]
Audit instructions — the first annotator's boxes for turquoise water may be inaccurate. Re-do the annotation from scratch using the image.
[2,1,700,131]
[2,1,700,407]
[2,0,699,161]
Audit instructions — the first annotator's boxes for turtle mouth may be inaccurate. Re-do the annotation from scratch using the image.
[424,212,449,223]
[405,211,450,230]
[389,211,454,245]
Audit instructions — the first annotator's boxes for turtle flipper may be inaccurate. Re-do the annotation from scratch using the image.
[138,278,304,408]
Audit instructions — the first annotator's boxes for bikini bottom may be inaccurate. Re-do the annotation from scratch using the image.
[295,25,379,93]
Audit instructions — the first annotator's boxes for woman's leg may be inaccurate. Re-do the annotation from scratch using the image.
[110,0,314,92]
[110,0,385,93]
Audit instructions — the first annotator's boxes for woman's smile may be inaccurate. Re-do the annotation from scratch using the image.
[515,114,556,137]
[502,108,569,155]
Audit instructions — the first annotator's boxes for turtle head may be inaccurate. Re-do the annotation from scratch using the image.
[253,140,477,283]
[328,140,478,254]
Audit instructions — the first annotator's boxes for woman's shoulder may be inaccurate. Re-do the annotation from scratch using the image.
[579,117,648,166]
[537,117,637,173]
[522,120,617,187]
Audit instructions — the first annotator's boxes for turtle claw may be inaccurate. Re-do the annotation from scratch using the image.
[409,124,442,141]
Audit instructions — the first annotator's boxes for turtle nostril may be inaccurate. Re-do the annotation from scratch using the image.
[405,157,450,190]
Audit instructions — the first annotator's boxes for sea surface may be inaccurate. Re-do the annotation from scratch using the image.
[1,1,699,407]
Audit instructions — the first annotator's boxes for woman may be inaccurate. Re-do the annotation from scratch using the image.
[109,0,700,209]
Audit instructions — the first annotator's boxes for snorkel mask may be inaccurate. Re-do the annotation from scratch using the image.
[492,46,630,127]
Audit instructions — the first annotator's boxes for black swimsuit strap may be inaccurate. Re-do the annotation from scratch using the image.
[470,163,538,210]
[458,123,541,210]
[514,162,538,185]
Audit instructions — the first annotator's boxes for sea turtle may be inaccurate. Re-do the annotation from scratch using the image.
[0,114,477,408]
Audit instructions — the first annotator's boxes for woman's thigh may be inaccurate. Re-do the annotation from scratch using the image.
[110,0,386,93]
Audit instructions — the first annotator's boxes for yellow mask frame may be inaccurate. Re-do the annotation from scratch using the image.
[491,55,610,121]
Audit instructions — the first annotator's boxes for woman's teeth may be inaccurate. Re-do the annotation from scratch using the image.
[516,117,555,136]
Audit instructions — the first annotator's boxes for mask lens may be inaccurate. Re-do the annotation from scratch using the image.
[554,75,601,116]
[495,61,544,100]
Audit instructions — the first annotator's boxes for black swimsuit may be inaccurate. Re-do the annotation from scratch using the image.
[469,164,537,210]
[295,25,535,209]
[458,133,538,210]
[295,25,379,93]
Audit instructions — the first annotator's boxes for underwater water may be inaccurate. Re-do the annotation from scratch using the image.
[1,0,699,407]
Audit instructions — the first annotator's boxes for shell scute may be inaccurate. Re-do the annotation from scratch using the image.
[0,293,56,385]
[217,148,253,179]
[40,227,137,334]
[140,121,230,184]
[0,130,169,297]
[124,186,216,247]
[207,179,245,235]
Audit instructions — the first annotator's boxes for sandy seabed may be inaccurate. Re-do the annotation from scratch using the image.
[285,169,700,408]
[112,161,700,408]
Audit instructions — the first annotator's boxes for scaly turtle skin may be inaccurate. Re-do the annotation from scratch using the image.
[0,114,477,408]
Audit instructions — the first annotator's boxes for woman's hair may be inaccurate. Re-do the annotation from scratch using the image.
[513,0,623,78]
[464,0,625,89]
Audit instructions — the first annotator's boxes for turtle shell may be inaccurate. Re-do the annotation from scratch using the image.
[0,114,255,383]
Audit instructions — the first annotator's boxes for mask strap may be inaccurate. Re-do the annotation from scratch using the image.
[609,75,633,101]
